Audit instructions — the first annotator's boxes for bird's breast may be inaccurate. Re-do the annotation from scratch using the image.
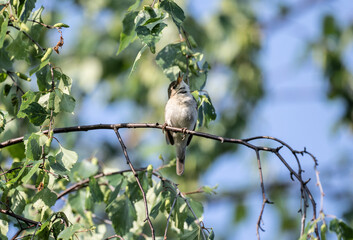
[165,95,197,129]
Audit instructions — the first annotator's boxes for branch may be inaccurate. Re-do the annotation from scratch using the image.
[0,209,40,226]
[0,123,320,239]
[104,235,125,240]
[255,150,273,239]
[8,24,45,53]
[164,195,178,239]
[113,127,155,240]
[57,167,147,199]
[0,123,264,150]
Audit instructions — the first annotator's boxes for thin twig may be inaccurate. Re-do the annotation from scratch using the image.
[113,127,155,240]
[28,19,55,29]
[104,235,124,240]
[7,71,25,94]
[8,24,45,53]
[255,150,270,239]
[57,167,147,199]
[163,195,178,239]
[0,209,40,226]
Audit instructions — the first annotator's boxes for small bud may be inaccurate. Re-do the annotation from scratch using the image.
[41,48,53,62]
[16,72,31,81]
[53,23,70,28]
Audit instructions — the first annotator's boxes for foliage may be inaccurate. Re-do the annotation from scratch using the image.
[0,0,215,239]
[0,0,353,240]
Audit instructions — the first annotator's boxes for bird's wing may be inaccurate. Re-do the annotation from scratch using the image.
[186,123,196,146]
[165,130,174,145]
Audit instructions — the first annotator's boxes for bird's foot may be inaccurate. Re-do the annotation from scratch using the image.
[181,127,188,140]
[161,122,168,134]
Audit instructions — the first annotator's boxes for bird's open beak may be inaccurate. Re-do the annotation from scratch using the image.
[177,73,183,84]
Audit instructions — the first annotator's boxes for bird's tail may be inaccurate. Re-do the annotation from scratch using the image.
[176,143,185,175]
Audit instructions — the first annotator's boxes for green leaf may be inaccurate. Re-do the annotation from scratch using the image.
[22,160,41,183]
[32,187,57,210]
[89,176,104,203]
[174,199,187,230]
[150,200,163,219]
[57,224,82,240]
[52,220,65,239]
[0,111,5,133]
[135,6,165,26]
[180,226,200,240]
[128,0,143,11]
[35,222,50,239]
[17,91,38,118]
[56,145,78,171]
[23,102,48,125]
[29,59,50,76]
[106,180,123,207]
[68,191,85,217]
[329,218,353,239]
[36,65,51,91]
[20,0,36,22]
[17,91,48,126]
[0,47,12,71]
[136,23,167,53]
[58,91,76,113]
[196,93,216,127]
[117,11,139,55]
[7,159,30,184]
[160,0,185,28]
[3,84,11,97]
[156,42,187,81]
[48,155,68,176]
[11,189,26,214]
[6,33,29,61]
[6,142,25,160]
[129,44,147,78]
[106,194,137,235]
[24,132,44,161]
[0,219,8,240]
[187,198,203,219]
[0,14,8,49]
[189,61,209,91]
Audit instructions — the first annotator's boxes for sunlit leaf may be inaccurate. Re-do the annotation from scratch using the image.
[160,0,185,28]
[56,145,78,171]
[32,187,57,210]
[0,14,9,49]
[117,11,139,55]
[57,224,82,240]
[106,194,137,235]
[156,42,187,81]
[89,176,104,203]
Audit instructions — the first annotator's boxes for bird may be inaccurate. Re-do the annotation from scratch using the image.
[164,73,198,175]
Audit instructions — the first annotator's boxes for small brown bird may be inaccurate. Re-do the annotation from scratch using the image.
[164,74,198,175]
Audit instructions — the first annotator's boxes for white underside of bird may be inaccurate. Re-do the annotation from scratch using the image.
[164,76,198,175]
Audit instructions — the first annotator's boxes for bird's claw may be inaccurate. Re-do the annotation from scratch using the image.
[161,123,168,134]
[181,127,188,140]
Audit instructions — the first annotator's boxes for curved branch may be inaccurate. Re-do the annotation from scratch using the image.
[0,123,264,151]
[0,209,40,226]
[113,127,155,240]
[56,167,147,199]
[0,122,320,239]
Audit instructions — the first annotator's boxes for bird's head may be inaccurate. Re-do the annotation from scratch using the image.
[168,73,190,99]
